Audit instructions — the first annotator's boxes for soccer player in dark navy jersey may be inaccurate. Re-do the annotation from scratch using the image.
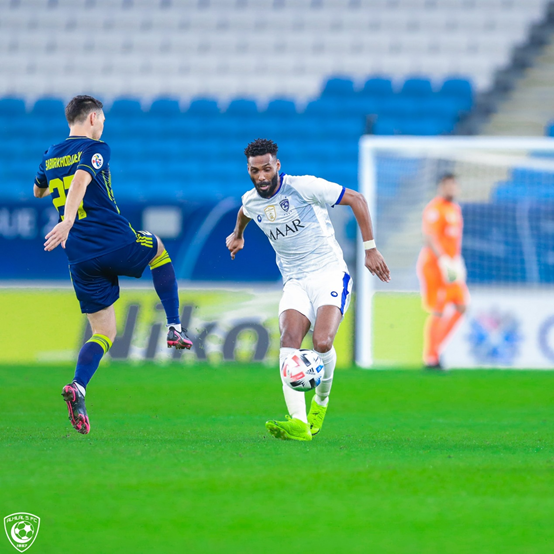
[34,95,192,435]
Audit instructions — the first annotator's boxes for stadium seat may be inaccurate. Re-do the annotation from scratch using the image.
[511,167,554,186]
[109,98,144,117]
[225,98,259,117]
[0,97,26,117]
[303,98,340,117]
[186,98,220,116]
[320,117,363,141]
[379,96,418,118]
[360,78,394,98]
[439,78,474,110]
[148,97,182,117]
[321,77,356,98]
[373,116,402,136]
[31,97,65,116]
[401,77,434,97]
[418,96,461,119]
[401,117,447,136]
[264,98,298,117]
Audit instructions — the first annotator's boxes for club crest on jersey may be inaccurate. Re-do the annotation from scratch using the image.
[91,153,103,170]
[279,199,290,212]
[4,512,41,552]
[264,205,277,222]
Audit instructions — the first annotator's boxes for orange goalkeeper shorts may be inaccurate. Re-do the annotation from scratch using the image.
[417,252,469,313]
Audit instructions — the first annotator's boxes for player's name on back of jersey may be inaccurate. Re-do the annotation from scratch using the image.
[45,152,82,170]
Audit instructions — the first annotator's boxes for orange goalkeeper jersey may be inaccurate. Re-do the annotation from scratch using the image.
[421,196,463,260]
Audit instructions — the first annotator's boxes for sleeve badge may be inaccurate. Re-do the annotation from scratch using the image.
[91,153,104,170]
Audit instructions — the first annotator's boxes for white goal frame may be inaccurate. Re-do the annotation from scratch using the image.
[356,135,554,368]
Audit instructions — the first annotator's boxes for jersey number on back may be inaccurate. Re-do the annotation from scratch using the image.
[50,176,87,220]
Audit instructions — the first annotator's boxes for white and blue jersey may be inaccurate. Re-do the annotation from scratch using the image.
[241,173,349,283]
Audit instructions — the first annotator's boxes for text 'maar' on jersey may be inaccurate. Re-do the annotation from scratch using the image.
[34,137,137,265]
[241,174,348,282]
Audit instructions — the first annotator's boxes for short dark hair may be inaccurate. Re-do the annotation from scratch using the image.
[65,95,104,125]
[439,173,456,184]
[244,138,278,159]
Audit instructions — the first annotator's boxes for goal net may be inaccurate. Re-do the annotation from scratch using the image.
[356,137,554,369]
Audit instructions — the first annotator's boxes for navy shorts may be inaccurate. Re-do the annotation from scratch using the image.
[70,231,159,314]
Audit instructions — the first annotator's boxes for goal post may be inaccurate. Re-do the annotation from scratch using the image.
[356,136,554,369]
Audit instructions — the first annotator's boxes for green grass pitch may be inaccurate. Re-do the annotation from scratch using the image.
[1,363,553,554]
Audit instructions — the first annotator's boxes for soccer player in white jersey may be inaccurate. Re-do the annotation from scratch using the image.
[226,139,390,441]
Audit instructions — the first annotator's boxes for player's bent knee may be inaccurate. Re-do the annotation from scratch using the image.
[312,336,333,353]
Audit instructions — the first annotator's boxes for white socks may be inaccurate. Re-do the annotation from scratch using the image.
[280,347,308,423]
[314,347,336,408]
[74,382,86,397]
[167,323,182,332]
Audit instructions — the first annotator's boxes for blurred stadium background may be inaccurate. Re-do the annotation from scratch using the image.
[2,0,554,369]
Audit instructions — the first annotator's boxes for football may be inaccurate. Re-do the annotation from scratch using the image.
[282,349,325,392]
[14,521,34,540]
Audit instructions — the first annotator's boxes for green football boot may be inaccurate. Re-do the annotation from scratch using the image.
[265,416,312,441]
[308,397,328,436]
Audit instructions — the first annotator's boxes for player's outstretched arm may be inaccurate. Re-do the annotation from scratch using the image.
[226,207,252,260]
[44,169,92,251]
[339,188,391,283]
[34,184,51,198]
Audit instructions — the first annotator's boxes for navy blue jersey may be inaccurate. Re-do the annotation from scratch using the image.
[35,136,136,264]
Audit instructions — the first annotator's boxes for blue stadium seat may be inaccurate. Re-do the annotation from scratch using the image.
[321,77,356,97]
[149,139,182,162]
[225,98,259,116]
[0,97,26,117]
[149,97,181,117]
[307,96,379,119]
[401,78,434,97]
[0,72,473,207]
[492,181,554,202]
[31,97,65,116]
[511,167,554,186]
[323,162,357,187]
[320,117,362,140]
[439,78,473,110]
[373,116,402,135]
[303,98,340,117]
[187,98,220,116]
[401,117,446,136]
[249,116,284,139]
[379,97,418,118]
[341,97,381,118]
[418,96,461,120]
[296,141,329,163]
[181,114,222,138]
[264,98,298,117]
[360,77,394,98]
[109,98,143,117]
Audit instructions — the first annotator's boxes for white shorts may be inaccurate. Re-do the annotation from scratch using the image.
[278,269,353,327]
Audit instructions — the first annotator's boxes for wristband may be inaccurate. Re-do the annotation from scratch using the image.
[363,240,376,250]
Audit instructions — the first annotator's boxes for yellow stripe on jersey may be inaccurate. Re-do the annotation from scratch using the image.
[136,235,154,248]
[87,333,113,354]
[150,250,172,269]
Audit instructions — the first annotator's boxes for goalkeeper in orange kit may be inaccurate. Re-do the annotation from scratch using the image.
[417,173,469,370]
